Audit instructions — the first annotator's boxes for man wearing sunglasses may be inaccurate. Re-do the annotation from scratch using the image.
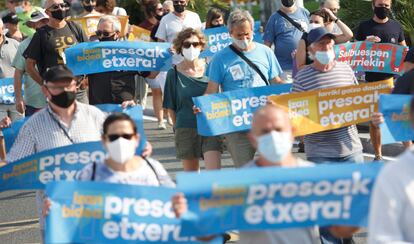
[88,15,141,105]
[24,0,90,104]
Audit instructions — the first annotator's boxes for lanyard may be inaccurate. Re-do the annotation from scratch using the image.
[47,109,75,144]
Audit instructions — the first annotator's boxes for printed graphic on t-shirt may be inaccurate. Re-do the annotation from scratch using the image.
[54,35,76,64]
[229,64,244,80]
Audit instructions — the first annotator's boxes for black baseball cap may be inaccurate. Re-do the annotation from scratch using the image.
[43,65,75,83]
[404,47,414,64]
[2,13,19,25]
[307,27,336,45]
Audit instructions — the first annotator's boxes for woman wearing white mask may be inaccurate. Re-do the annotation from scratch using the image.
[163,28,222,172]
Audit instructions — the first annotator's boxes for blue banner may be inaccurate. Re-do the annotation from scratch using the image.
[193,84,292,136]
[0,78,20,104]
[46,181,222,243]
[3,104,145,154]
[334,41,408,75]
[176,163,382,236]
[379,94,414,144]
[201,21,263,58]
[0,141,104,192]
[65,41,173,75]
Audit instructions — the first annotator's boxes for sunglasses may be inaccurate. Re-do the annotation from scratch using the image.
[107,134,135,142]
[48,3,69,11]
[182,41,200,48]
[95,30,115,37]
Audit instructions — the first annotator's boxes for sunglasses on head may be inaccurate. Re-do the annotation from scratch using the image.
[49,3,69,11]
[182,41,200,48]
[107,134,135,142]
[95,30,115,37]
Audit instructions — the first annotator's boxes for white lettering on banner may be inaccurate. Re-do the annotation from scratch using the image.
[100,46,168,69]
[101,46,166,59]
[318,91,379,115]
[0,84,15,104]
[102,218,194,241]
[243,172,367,224]
[38,150,106,184]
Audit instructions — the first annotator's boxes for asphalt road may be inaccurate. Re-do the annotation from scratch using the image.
[0,107,404,244]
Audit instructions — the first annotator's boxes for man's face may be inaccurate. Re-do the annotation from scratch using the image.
[6,0,25,13]
[250,107,293,149]
[173,0,187,6]
[81,0,96,8]
[43,79,76,99]
[5,23,17,32]
[324,1,340,15]
[310,36,335,54]
[45,0,68,17]
[374,0,391,8]
[96,21,118,41]
[230,21,253,41]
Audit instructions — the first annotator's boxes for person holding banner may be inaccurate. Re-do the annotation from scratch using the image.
[163,28,222,171]
[355,0,406,161]
[12,10,49,117]
[201,9,283,167]
[293,27,363,244]
[368,97,414,244]
[87,15,139,105]
[24,0,90,104]
[173,104,321,244]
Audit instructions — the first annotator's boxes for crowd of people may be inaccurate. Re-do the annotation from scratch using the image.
[0,0,413,243]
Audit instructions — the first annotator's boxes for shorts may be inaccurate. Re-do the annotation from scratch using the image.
[175,128,222,160]
[146,72,167,92]
[0,104,24,136]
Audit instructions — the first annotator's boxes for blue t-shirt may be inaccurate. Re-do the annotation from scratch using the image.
[208,42,283,92]
[263,8,309,70]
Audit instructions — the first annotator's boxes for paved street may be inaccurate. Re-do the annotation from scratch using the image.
[0,106,405,243]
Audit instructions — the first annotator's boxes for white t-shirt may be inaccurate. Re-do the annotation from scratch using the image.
[239,158,321,244]
[155,11,202,43]
[368,148,414,244]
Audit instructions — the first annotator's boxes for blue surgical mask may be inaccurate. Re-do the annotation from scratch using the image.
[315,50,335,65]
[232,38,251,50]
[257,131,292,163]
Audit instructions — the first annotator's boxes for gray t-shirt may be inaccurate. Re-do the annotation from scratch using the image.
[77,157,175,188]
[239,158,321,244]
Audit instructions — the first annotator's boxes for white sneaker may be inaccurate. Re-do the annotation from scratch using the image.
[158,122,167,130]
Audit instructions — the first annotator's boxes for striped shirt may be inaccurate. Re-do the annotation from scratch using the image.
[7,102,105,162]
[292,62,363,158]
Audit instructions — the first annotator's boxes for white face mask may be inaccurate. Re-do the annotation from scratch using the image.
[106,137,137,164]
[182,46,201,61]
[232,38,251,50]
[15,6,24,14]
[257,131,292,163]
[315,50,335,65]
[308,23,322,31]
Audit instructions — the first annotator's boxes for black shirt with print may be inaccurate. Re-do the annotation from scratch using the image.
[355,18,405,82]
[23,22,88,76]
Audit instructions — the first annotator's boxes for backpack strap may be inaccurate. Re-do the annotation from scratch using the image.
[143,157,161,185]
[66,21,83,43]
[277,10,307,33]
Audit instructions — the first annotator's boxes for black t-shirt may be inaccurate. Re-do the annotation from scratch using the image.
[392,69,414,95]
[88,71,137,105]
[355,18,405,82]
[23,22,88,76]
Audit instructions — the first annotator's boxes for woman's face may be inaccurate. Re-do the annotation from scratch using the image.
[211,15,224,27]
[103,120,138,147]
[310,15,324,25]
[181,35,202,51]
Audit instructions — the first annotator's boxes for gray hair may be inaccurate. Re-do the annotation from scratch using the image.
[98,15,121,32]
[227,9,254,32]
[320,0,340,7]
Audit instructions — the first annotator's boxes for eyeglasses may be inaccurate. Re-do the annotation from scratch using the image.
[95,30,115,37]
[48,3,69,11]
[107,134,135,142]
[182,41,200,48]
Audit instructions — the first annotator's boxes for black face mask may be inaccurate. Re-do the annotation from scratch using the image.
[51,9,68,21]
[155,14,163,21]
[281,0,295,8]
[83,5,94,12]
[374,6,390,20]
[211,24,224,28]
[99,35,117,42]
[49,91,76,108]
[173,4,185,13]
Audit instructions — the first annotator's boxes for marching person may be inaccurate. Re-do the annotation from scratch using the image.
[163,28,222,171]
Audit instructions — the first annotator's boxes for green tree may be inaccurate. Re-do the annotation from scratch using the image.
[394,0,414,45]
